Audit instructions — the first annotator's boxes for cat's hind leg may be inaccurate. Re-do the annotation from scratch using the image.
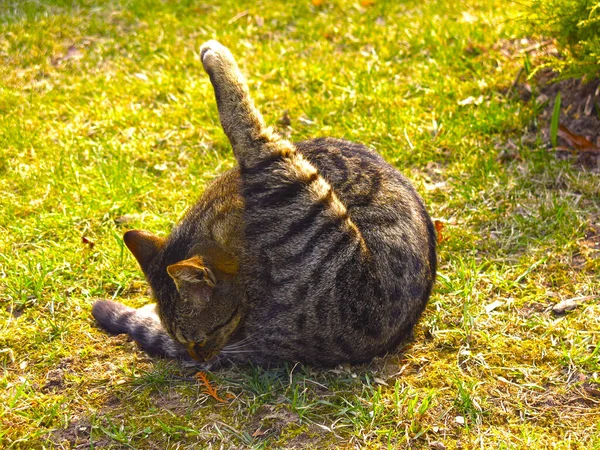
[200,40,295,168]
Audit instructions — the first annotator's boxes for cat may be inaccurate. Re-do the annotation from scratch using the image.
[92,40,437,368]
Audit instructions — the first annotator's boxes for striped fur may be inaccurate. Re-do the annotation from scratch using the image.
[92,41,436,367]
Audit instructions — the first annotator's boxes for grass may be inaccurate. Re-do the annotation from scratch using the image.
[1,0,599,448]
[521,0,600,80]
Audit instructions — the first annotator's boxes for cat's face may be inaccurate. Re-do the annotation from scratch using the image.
[123,230,242,361]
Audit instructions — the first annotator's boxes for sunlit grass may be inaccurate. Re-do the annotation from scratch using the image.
[1,0,599,448]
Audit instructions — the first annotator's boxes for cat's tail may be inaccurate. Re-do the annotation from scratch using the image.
[91,300,189,359]
[200,40,369,256]
[200,40,294,167]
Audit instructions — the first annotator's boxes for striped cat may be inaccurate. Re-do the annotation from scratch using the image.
[92,40,437,367]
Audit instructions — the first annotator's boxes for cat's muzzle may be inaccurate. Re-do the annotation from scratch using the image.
[186,341,218,362]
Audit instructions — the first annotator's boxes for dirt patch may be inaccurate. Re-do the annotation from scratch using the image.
[42,357,76,392]
[49,417,111,449]
[247,404,300,441]
[281,426,326,449]
[580,222,600,254]
[533,70,600,169]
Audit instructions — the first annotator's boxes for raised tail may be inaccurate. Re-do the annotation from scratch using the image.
[200,40,294,167]
[200,41,368,255]
[91,300,188,359]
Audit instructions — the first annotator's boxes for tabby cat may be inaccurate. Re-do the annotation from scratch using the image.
[92,40,437,367]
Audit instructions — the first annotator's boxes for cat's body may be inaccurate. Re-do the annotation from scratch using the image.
[93,41,436,367]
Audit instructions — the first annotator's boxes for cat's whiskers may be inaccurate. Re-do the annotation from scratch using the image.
[222,336,257,351]
[220,349,256,355]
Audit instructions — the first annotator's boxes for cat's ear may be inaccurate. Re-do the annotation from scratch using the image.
[167,256,217,293]
[123,230,165,274]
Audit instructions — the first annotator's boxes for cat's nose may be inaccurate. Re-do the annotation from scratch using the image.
[186,342,218,362]
[186,342,203,361]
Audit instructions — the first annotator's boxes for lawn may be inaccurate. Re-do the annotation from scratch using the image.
[1,0,599,448]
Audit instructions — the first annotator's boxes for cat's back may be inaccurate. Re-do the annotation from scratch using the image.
[296,138,436,267]
[240,137,437,366]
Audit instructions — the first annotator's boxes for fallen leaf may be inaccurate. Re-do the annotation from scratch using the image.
[195,371,228,403]
[82,236,95,248]
[557,124,600,154]
[434,220,447,244]
[458,95,483,106]
[252,428,266,437]
[485,299,504,313]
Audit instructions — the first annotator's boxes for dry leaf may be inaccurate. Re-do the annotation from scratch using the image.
[485,300,504,313]
[252,428,266,437]
[361,0,375,7]
[557,124,600,154]
[195,371,228,403]
[434,220,446,244]
[81,236,95,248]
[458,95,483,106]
[311,0,324,6]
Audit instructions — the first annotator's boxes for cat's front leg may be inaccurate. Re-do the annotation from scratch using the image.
[92,300,190,360]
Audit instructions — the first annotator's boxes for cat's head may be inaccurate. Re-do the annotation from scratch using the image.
[123,230,242,362]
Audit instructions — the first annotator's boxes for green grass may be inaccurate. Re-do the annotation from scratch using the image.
[522,0,600,79]
[1,0,599,448]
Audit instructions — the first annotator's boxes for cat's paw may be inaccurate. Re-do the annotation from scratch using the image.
[200,40,237,76]
[91,299,134,335]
